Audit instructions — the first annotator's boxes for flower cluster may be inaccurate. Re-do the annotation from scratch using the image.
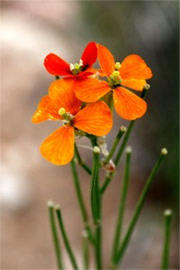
[32,42,152,165]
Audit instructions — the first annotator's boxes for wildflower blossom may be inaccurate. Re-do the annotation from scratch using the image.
[44,42,97,78]
[74,44,153,120]
[32,79,112,165]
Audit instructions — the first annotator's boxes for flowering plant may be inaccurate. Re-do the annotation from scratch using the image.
[32,42,172,270]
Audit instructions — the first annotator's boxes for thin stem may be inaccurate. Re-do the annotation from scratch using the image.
[48,201,63,270]
[55,206,79,270]
[90,137,102,269]
[114,121,135,166]
[113,148,168,267]
[103,126,126,165]
[100,172,113,194]
[161,209,173,270]
[75,144,91,175]
[111,148,132,265]
[100,89,148,194]
[82,233,89,270]
[70,158,95,245]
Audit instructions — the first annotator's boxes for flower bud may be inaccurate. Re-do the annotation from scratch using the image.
[144,83,150,90]
[112,70,120,78]
[164,209,172,216]
[120,125,127,133]
[126,146,132,153]
[161,148,168,155]
[115,62,121,70]
[93,146,101,154]
[58,107,66,116]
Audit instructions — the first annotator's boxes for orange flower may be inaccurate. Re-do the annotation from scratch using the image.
[32,79,112,165]
[74,44,153,120]
[44,42,97,79]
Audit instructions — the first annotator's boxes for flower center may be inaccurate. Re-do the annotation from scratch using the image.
[58,107,74,125]
[70,59,84,75]
[108,70,122,89]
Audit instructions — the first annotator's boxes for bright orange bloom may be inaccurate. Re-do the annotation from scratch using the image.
[44,42,97,79]
[74,44,153,120]
[32,79,112,165]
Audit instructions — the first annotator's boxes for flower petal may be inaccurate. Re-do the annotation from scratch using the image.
[74,78,110,103]
[81,42,97,68]
[97,44,115,76]
[32,96,60,123]
[40,126,74,165]
[49,79,81,115]
[122,79,146,91]
[120,54,153,80]
[44,53,71,76]
[74,101,113,136]
[113,87,147,120]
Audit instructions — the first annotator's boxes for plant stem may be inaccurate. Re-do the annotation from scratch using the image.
[100,121,134,195]
[100,89,148,194]
[48,201,63,270]
[113,148,168,267]
[55,76,60,80]
[161,209,173,270]
[111,148,132,265]
[70,158,95,245]
[90,137,102,269]
[103,126,126,165]
[82,232,89,270]
[55,206,79,270]
[75,144,91,175]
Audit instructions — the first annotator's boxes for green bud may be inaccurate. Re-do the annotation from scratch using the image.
[58,107,66,116]
[115,62,121,70]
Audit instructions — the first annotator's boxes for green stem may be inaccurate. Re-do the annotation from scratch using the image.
[55,76,60,80]
[82,232,89,270]
[103,126,126,165]
[70,158,95,245]
[55,206,79,270]
[161,209,173,270]
[100,89,148,194]
[90,137,102,269]
[113,148,168,267]
[48,201,63,270]
[75,144,91,175]
[111,148,132,265]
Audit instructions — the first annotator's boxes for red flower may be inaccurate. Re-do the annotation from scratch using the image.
[44,42,97,78]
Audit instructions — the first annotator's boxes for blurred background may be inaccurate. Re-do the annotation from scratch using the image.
[1,0,179,269]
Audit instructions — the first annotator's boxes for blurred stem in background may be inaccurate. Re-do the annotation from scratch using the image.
[111,147,132,266]
[71,157,95,245]
[82,231,90,270]
[112,148,168,268]
[55,206,79,270]
[90,136,102,269]
[161,209,173,270]
[48,201,64,270]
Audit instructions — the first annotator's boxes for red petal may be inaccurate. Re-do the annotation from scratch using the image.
[44,53,71,76]
[81,42,97,68]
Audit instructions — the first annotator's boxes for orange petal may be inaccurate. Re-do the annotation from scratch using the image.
[97,44,115,76]
[74,78,110,103]
[49,79,81,115]
[40,126,74,165]
[122,79,146,91]
[32,96,60,123]
[113,87,147,120]
[120,54,153,80]
[74,101,113,136]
